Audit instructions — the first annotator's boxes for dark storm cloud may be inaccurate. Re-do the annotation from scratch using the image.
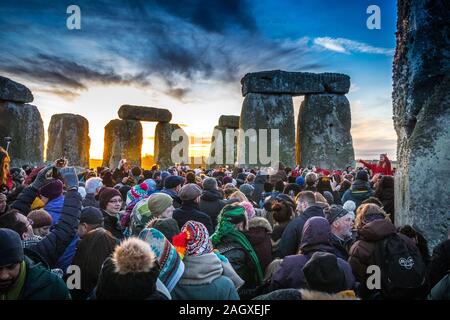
[0,0,324,99]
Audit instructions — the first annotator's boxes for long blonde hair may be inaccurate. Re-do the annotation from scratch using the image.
[229,190,248,202]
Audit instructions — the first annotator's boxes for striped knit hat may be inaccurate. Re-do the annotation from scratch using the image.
[126,179,157,205]
[172,221,213,259]
[139,228,185,292]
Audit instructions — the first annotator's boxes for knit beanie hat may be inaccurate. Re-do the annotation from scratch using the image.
[147,193,173,217]
[164,176,185,189]
[356,170,369,182]
[39,179,64,200]
[239,183,255,198]
[303,251,347,294]
[295,176,305,186]
[96,237,159,300]
[173,221,213,259]
[222,176,233,185]
[240,201,255,220]
[202,177,218,190]
[0,228,24,266]
[98,187,122,210]
[80,206,104,225]
[130,198,153,236]
[27,209,52,228]
[325,205,350,225]
[152,218,180,243]
[139,228,185,292]
[126,179,156,205]
[343,200,356,219]
[178,183,202,201]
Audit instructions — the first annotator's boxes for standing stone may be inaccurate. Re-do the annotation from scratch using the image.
[218,115,240,129]
[102,119,142,169]
[0,76,34,103]
[393,0,450,248]
[46,114,90,167]
[0,101,44,166]
[237,93,295,168]
[297,94,354,169]
[207,126,238,166]
[241,70,350,96]
[154,123,189,169]
[118,105,172,123]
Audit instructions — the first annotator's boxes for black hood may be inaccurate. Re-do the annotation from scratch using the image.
[200,189,223,201]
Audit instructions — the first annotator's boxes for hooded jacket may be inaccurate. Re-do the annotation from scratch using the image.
[244,217,273,272]
[341,180,374,210]
[199,189,236,228]
[277,205,325,258]
[270,217,355,292]
[173,200,214,235]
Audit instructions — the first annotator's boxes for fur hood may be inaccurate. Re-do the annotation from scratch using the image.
[248,216,272,233]
[300,289,359,300]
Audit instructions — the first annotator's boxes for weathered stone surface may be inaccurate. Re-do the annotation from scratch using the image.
[0,101,44,166]
[46,114,90,167]
[241,70,350,96]
[393,0,450,249]
[118,105,172,123]
[102,119,142,169]
[297,94,354,169]
[154,123,189,168]
[218,115,240,129]
[237,93,295,168]
[207,126,238,166]
[0,76,34,103]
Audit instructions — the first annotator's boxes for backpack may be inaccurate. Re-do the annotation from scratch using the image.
[374,233,426,299]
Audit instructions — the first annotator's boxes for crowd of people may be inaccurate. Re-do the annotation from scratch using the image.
[1,147,449,300]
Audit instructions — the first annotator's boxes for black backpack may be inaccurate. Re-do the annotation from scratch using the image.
[374,233,426,299]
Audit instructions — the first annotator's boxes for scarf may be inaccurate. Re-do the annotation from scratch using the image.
[0,261,26,300]
[211,205,263,284]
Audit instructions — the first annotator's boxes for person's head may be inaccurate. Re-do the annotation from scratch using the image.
[0,193,7,213]
[131,166,142,178]
[147,193,174,219]
[98,187,123,215]
[340,179,352,192]
[0,228,24,293]
[0,147,10,187]
[356,170,369,182]
[295,176,305,187]
[379,153,387,163]
[216,204,248,234]
[118,159,129,171]
[164,176,185,192]
[28,209,52,237]
[317,177,332,194]
[0,210,34,240]
[178,183,202,203]
[342,200,356,219]
[361,196,383,207]
[246,173,255,184]
[96,237,159,300]
[173,221,213,259]
[264,258,283,282]
[272,201,293,224]
[354,203,390,229]
[71,228,116,294]
[325,205,353,239]
[145,218,180,244]
[85,177,103,195]
[305,172,318,188]
[202,177,218,191]
[295,191,316,214]
[38,179,64,204]
[229,190,248,202]
[263,182,273,193]
[374,175,394,197]
[139,227,184,291]
[274,180,285,193]
[78,206,104,238]
[303,251,347,294]
[185,172,196,184]
[239,183,254,199]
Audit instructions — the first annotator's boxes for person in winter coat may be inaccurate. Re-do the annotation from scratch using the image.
[97,187,125,240]
[82,177,103,208]
[0,228,71,300]
[348,203,424,299]
[255,252,358,300]
[199,177,236,228]
[1,166,82,268]
[270,200,293,255]
[244,216,273,273]
[427,239,450,290]
[341,170,374,211]
[213,204,264,299]
[170,221,240,300]
[428,273,450,300]
[358,154,393,176]
[173,184,214,235]
[269,217,355,292]
[278,191,324,258]
[70,228,116,300]
[111,159,130,185]
[94,237,168,300]
[161,175,184,209]
[324,205,355,261]
[0,193,9,216]
[38,179,64,225]
[374,175,395,221]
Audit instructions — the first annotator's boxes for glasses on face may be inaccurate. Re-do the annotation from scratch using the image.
[108,199,123,204]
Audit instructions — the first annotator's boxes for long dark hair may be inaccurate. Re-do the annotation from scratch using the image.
[71,228,117,296]
[374,175,394,199]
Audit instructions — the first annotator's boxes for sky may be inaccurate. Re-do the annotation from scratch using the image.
[0,0,398,160]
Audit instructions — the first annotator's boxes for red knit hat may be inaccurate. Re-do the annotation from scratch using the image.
[98,187,122,210]
[39,179,64,200]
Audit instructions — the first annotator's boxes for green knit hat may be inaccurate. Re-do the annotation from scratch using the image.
[147,193,173,217]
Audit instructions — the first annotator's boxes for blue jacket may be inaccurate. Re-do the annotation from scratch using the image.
[45,195,65,224]
[12,187,82,268]
[56,235,80,272]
